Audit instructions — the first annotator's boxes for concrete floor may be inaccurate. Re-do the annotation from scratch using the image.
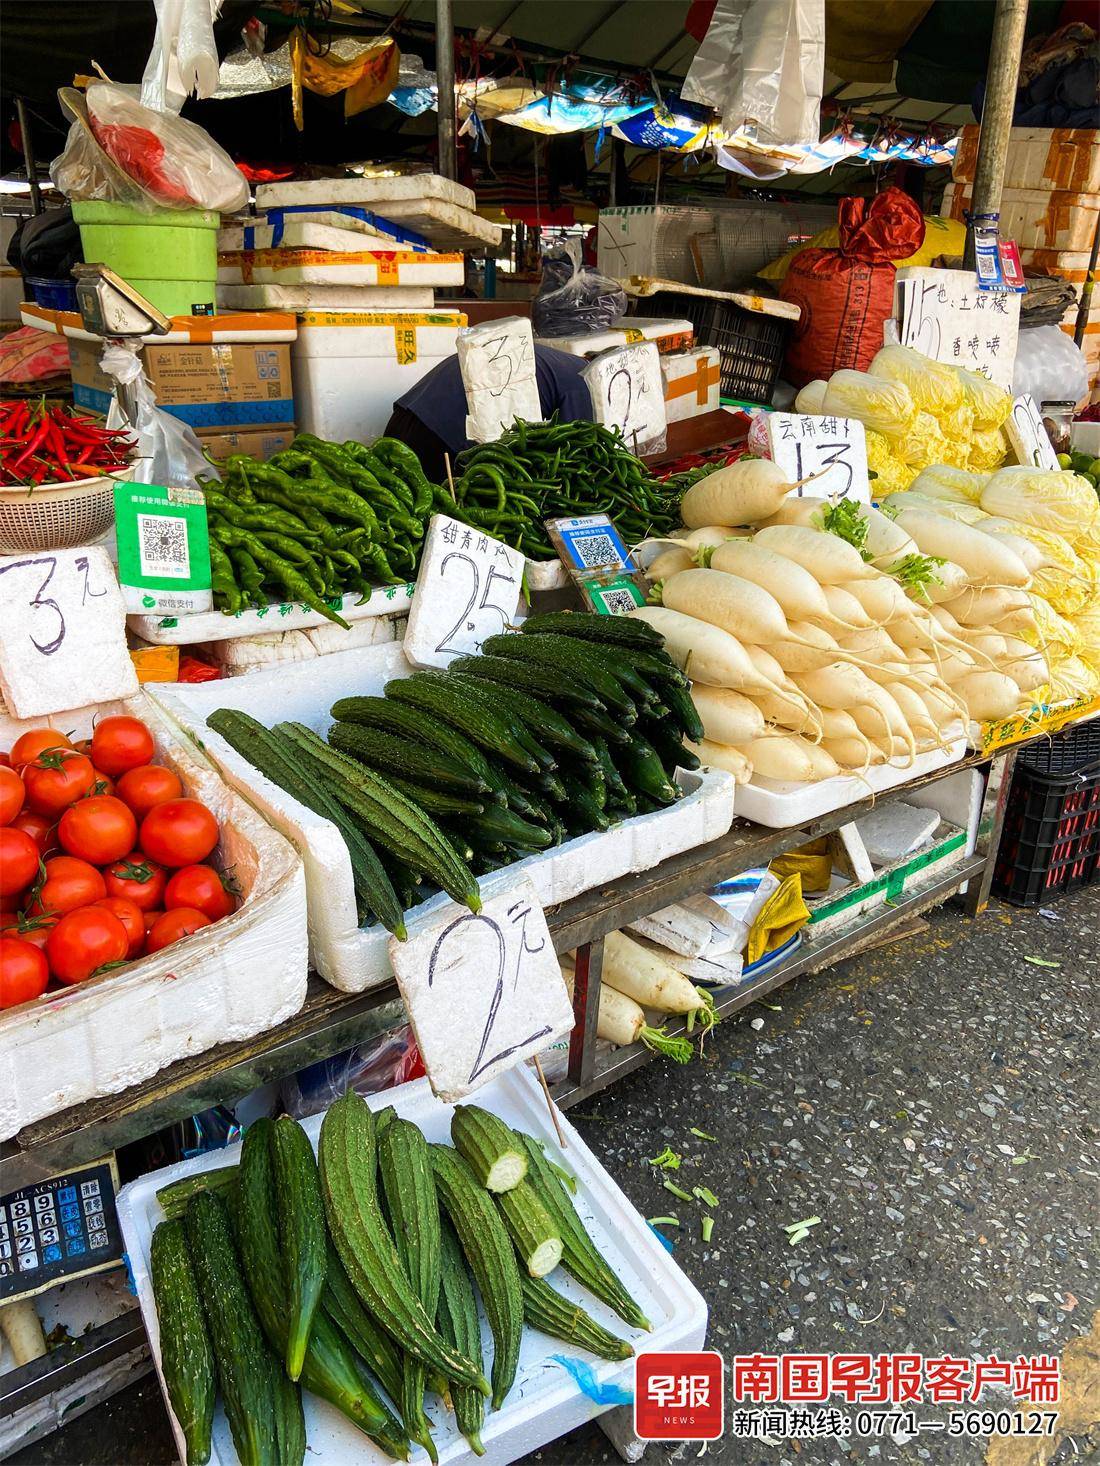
[12,889,1099,1465]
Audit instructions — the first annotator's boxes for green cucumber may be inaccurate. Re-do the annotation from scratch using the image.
[615,734,681,804]
[451,1105,528,1192]
[271,1116,327,1382]
[445,672,598,764]
[495,1180,563,1278]
[519,611,662,649]
[150,1220,215,1466]
[437,1219,485,1455]
[520,1275,633,1361]
[385,674,541,774]
[156,1166,238,1223]
[329,721,490,797]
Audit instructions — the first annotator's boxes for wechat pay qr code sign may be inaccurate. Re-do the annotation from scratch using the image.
[766,414,870,502]
[389,875,574,1102]
[113,482,212,615]
[404,513,524,669]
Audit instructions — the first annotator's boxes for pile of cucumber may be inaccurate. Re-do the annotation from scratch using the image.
[208,612,705,937]
[150,1097,649,1465]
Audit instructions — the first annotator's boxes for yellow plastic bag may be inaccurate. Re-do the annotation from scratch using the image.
[770,838,832,894]
[968,426,1010,472]
[869,345,963,415]
[745,872,810,966]
[759,215,966,282]
[908,464,989,504]
[822,370,917,440]
[954,366,1012,430]
[290,31,400,129]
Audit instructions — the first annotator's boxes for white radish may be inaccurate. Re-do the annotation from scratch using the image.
[733,734,840,782]
[920,560,970,604]
[680,458,795,528]
[942,585,1029,626]
[845,576,910,623]
[685,738,754,783]
[751,687,823,738]
[952,670,1020,721]
[771,621,843,673]
[629,606,783,693]
[691,686,766,745]
[602,931,711,1015]
[863,504,919,566]
[646,546,695,579]
[820,584,874,627]
[757,495,830,528]
[675,524,743,548]
[824,736,884,769]
[753,523,877,581]
[661,566,791,645]
[708,539,840,625]
[891,507,1031,587]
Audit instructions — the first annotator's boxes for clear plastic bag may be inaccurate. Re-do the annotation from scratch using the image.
[280,1025,422,1118]
[533,241,626,338]
[100,340,211,488]
[62,81,248,213]
[1011,324,1090,409]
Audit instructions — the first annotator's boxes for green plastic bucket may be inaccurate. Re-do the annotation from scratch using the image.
[71,202,218,317]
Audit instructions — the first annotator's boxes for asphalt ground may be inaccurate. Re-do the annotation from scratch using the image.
[12,888,1099,1466]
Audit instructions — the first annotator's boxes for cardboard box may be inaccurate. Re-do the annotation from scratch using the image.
[68,338,295,431]
[198,424,296,462]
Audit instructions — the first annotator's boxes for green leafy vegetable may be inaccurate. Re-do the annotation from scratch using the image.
[815,498,871,558]
[646,1147,682,1171]
[885,552,946,600]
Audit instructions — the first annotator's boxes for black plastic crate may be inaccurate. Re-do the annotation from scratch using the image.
[992,753,1100,907]
[1017,716,1100,776]
[630,289,791,403]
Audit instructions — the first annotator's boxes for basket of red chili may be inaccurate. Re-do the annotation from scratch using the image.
[0,399,135,551]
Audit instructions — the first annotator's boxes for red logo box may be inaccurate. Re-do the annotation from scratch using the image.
[635,1350,724,1440]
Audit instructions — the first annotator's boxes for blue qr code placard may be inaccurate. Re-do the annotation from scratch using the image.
[558,521,634,573]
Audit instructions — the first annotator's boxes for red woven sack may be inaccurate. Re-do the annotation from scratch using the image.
[779,187,925,387]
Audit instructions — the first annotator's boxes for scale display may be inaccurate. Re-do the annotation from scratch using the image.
[0,1159,122,1301]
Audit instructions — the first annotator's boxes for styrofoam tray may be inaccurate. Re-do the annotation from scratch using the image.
[257,174,478,211]
[217,248,464,288]
[218,283,436,312]
[150,643,737,994]
[730,731,968,830]
[0,694,307,1141]
[127,584,414,645]
[118,1065,706,1466]
[218,221,426,254]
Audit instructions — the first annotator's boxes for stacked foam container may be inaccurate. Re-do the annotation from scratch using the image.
[943,127,1100,390]
[217,175,504,441]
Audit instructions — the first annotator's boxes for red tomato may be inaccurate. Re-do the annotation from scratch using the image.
[0,936,49,1008]
[58,795,137,866]
[0,765,25,826]
[0,753,9,767]
[1,914,57,955]
[93,897,145,959]
[91,716,155,777]
[103,853,167,911]
[142,909,164,932]
[115,764,183,822]
[23,750,96,818]
[140,800,219,868]
[47,907,129,985]
[0,827,40,897]
[163,864,236,922]
[145,906,211,954]
[90,768,116,797]
[10,809,57,858]
[28,855,106,916]
[9,729,72,769]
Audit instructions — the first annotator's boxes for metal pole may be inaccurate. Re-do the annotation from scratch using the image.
[14,98,42,215]
[435,0,457,181]
[1073,208,1100,348]
[962,0,1029,270]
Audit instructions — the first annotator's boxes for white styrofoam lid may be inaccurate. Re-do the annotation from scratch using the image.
[256,173,476,211]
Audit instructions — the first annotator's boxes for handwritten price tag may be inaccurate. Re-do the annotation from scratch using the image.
[894,266,1020,391]
[403,514,524,669]
[582,342,667,456]
[766,413,870,501]
[390,876,574,1102]
[1005,394,1060,471]
[457,315,542,443]
[0,546,138,719]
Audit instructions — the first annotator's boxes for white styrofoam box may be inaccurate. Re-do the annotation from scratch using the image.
[729,730,968,830]
[855,803,942,865]
[218,282,435,311]
[0,694,307,1141]
[18,302,298,344]
[1016,245,1094,283]
[211,614,399,675]
[218,220,418,253]
[942,181,1100,253]
[218,247,464,289]
[127,581,416,645]
[149,644,737,994]
[257,173,478,212]
[541,317,694,361]
[661,347,721,422]
[118,1065,707,1466]
[951,124,1100,193]
[292,310,465,444]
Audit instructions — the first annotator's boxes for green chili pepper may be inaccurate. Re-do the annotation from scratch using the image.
[213,524,349,628]
[208,538,243,614]
[228,546,266,607]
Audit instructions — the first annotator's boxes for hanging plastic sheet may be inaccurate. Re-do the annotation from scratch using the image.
[682,0,825,147]
[289,30,400,128]
[141,0,221,113]
[613,95,714,152]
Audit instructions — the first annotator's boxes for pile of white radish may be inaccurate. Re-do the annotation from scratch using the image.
[559,932,716,1059]
[628,453,1100,788]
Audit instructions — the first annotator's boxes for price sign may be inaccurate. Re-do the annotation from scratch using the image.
[0,546,138,719]
[404,514,524,669]
[1,1158,122,1302]
[766,413,870,501]
[1005,394,1060,471]
[894,266,1020,391]
[582,342,667,456]
[457,316,542,443]
[390,876,574,1102]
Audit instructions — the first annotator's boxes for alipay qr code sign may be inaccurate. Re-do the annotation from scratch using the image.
[114,482,213,615]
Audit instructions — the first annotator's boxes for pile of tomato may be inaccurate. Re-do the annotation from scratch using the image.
[0,715,237,1011]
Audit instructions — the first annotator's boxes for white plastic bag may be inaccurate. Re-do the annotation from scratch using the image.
[682,0,825,146]
[1012,325,1090,409]
[100,341,212,488]
[142,0,222,114]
